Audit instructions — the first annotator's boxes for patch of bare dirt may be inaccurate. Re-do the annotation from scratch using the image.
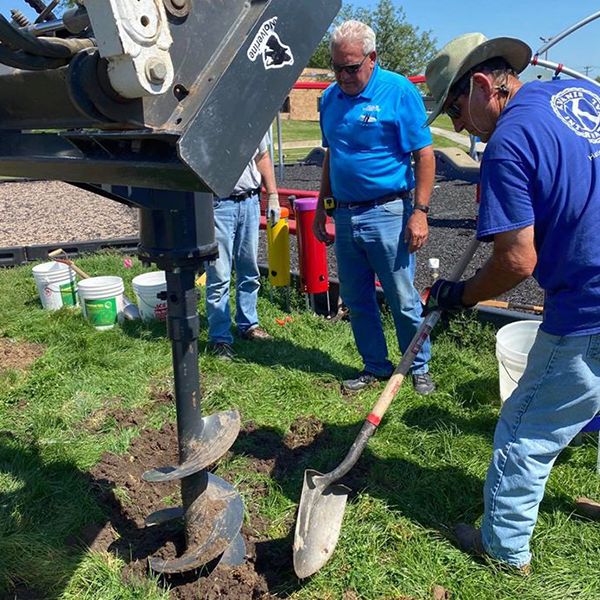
[69,412,342,598]
[79,420,282,598]
[83,389,173,433]
[432,585,451,599]
[283,415,323,449]
[0,338,45,372]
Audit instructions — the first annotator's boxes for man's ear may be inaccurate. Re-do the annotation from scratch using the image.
[471,72,494,98]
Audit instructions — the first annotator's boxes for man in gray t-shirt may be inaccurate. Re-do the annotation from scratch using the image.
[205,134,279,359]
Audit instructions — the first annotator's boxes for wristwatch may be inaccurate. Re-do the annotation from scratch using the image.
[414,203,430,215]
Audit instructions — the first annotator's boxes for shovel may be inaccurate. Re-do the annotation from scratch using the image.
[48,249,140,320]
[293,235,480,578]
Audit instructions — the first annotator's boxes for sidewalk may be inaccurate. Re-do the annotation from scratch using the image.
[430,126,486,153]
[277,139,322,149]
[277,130,485,153]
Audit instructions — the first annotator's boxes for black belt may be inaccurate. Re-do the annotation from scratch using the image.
[336,190,411,209]
[227,187,260,201]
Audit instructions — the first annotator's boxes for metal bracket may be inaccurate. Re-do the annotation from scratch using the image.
[82,0,174,98]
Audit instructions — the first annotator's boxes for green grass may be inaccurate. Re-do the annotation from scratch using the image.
[1,254,599,599]
[273,119,321,145]
[431,114,455,132]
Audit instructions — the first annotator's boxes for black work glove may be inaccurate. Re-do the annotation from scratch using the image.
[424,279,470,313]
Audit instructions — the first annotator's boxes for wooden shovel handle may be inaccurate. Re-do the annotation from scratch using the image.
[48,249,90,279]
[369,236,481,422]
[478,299,544,313]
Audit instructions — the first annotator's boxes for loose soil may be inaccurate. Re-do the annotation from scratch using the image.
[79,413,334,599]
[0,338,45,372]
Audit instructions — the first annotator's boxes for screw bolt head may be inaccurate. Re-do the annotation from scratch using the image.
[146,59,167,84]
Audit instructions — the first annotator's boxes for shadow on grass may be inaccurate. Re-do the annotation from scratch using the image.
[1,420,588,600]
[0,433,108,600]
[120,311,353,379]
[230,336,355,379]
[401,403,497,440]
[232,417,580,568]
[120,317,168,342]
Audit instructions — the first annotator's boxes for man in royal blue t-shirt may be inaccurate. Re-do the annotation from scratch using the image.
[425,33,600,572]
[313,20,436,395]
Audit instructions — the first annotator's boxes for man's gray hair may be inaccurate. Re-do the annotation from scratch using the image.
[330,20,376,55]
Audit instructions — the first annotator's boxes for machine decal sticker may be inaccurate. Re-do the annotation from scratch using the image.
[247,16,294,70]
[551,87,600,143]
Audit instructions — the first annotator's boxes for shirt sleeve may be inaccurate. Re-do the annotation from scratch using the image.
[396,82,432,154]
[477,158,535,241]
[257,133,270,155]
[319,91,329,149]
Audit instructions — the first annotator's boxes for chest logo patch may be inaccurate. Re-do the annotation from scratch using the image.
[551,87,600,143]
[359,104,381,124]
[247,17,294,70]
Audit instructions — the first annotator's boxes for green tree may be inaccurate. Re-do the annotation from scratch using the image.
[308,0,436,76]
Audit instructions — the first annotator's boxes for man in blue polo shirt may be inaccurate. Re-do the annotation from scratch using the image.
[313,19,436,394]
[425,33,600,572]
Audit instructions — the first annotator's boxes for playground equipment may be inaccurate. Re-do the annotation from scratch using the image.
[532,10,600,86]
[294,197,330,312]
[0,0,341,575]
[267,206,291,310]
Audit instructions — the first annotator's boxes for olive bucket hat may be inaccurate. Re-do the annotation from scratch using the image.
[424,32,532,125]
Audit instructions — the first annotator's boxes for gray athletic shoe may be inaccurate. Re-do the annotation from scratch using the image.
[412,372,435,395]
[342,371,388,392]
[208,342,235,360]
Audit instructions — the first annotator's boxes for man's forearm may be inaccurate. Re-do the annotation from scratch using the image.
[412,145,435,207]
[317,149,331,210]
[462,227,537,306]
[255,151,277,194]
[463,258,531,305]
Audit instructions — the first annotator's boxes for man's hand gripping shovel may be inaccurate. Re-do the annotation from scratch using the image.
[293,236,480,578]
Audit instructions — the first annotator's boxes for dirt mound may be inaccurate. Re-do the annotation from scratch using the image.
[79,415,331,598]
[0,338,45,372]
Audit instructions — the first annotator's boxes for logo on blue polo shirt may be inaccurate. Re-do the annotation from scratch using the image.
[551,87,600,143]
[360,104,381,124]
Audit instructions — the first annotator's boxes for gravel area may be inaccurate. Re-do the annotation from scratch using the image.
[0,166,543,307]
[0,180,139,247]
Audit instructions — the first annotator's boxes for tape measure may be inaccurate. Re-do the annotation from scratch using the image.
[323,196,335,216]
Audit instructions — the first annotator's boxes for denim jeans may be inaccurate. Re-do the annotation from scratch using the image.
[482,329,600,567]
[205,193,260,344]
[333,198,431,376]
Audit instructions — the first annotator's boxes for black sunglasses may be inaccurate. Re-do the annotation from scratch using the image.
[445,102,462,120]
[331,54,369,75]
[444,74,472,120]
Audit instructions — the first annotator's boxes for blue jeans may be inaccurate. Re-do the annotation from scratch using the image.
[333,198,431,376]
[205,193,260,344]
[482,330,600,567]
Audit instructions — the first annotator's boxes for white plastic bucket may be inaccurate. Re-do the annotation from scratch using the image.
[77,276,124,330]
[495,320,541,403]
[32,261,78,310]
[131,271,168,321]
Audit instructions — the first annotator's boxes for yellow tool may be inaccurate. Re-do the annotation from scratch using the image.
[266,207,290,287]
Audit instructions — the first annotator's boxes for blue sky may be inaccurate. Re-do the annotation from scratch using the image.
[0,0,599,78]
[353,0,600,78]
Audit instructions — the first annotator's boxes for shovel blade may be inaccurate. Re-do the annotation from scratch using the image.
[293,469,350,578]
